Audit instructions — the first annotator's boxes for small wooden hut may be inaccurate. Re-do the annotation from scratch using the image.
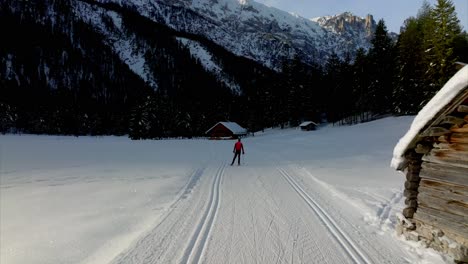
[299,121,318,131]
[391,65,468,262]
[206,122,247,139]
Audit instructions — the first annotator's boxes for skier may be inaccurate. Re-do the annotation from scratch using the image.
[231,138,245,166]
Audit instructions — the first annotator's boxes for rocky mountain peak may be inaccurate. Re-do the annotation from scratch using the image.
[364,14,376,38]
[313,12,377,41]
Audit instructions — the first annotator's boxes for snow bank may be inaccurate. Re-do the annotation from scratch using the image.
[391,65,468,170]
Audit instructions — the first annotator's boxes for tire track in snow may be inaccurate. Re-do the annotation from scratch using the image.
[181,163,225,264]
[278,167,372,264]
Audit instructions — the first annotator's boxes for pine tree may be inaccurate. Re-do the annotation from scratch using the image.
[453,32,468,63]
[368,19,396,114]
[351,48,370,120]
[0,102,17,134]
[324,53,344,123]
[394,17,426,114]
[425,0,461,90]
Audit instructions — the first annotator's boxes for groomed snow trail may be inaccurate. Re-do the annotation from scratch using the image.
[278,167,372,264]
[181,164,225,264]
[110,137,423,263]
[2,118,448,264]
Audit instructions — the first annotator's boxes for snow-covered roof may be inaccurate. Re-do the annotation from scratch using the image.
[206,122,247,135]
[391,65,468,170]
[299,121,318,127]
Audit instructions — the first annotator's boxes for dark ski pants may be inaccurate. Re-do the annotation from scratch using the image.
[231,151,241,165]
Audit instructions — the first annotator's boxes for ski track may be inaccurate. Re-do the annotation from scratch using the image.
[109,166,207,264]
[277,167,372,264]
[181,164,225,264]
[110,164,225,264]
[292,165,413,263]
[110,142,415,264]
[202,163,354,264]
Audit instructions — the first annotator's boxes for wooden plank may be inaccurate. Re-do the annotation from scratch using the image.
[421,127,451,137]
[458,105,468,113]
[439,115,466,126]
[423,151,468,169]
[417,205,468,225]
[451,126,468,133]
[419,185,468,204]
[422,161,468,173]
[420,163,468,186]
[437,135,468,144]
[418,192,468,217]
[430,148,468,158]
[414,206,468,239]
[420,179,468,197]
[433,142,468,151]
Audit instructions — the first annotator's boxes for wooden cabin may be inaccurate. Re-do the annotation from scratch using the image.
[206,122,247,139]
[391,65,468,262]
[299,121,318,131]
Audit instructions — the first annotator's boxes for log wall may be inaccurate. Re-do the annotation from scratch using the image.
[398,105,468,262]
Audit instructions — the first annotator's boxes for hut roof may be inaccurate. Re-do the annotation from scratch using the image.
[391,65,468,170]
[299,121,317,127]
[206,122,247,135]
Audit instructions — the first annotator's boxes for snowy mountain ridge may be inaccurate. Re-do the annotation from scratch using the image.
[84,0,382,69]
[2,0,388,94]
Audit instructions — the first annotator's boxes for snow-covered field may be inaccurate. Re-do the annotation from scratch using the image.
[0,117,451,264]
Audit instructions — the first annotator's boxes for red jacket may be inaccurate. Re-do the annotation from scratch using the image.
[234,142,244,152]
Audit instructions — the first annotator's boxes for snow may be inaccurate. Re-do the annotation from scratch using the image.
[1,117,451,264]
[177,37,241,93]
[391,65,468,170]
[75,4,158,89]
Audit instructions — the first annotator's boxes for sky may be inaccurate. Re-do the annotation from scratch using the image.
[255,0,468,33]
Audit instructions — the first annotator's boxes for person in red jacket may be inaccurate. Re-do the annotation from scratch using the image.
[231,138,245,166]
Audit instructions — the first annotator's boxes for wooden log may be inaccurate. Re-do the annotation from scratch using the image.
[420,162,468,186]
[404,189,418,199]
[452,132,468,138]
[403,207,416,218]
[405,199,418,208]
[421,127,451,137]
[438,135,468,144]
[416,144,432,154]
[419,185,468,204]
[465,114,468,122]
[429,148,468,159]
[406,172,421,182]
[418,192,468,217]
[439,115,467,126]
[422,161,468,173]
[420,179,468,197]
[433,142,468,151]
[422,150,468,168]
[417,205,468,225]
[405,180,420,190]
[414,206,468,239]
[458,105,468,113]
[451,125,468,133]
